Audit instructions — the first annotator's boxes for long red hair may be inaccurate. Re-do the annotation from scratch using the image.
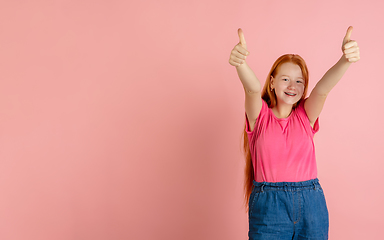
[242,54,309,211]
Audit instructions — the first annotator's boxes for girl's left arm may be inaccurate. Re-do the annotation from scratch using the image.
[305,26,360,126]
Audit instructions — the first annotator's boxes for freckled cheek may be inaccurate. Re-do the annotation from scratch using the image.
[297,85,305,96]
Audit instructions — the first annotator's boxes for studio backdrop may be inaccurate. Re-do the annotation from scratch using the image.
[0,0,383,240]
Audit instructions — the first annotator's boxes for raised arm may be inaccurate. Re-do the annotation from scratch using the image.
[229,28,263,130]
[305,26,360,126]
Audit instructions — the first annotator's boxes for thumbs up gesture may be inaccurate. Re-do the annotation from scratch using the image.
[229,28,250,67]
[342,26,360,63]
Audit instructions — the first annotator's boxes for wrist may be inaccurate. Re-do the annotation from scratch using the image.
[340,55,352,66]
[236,61,248,69]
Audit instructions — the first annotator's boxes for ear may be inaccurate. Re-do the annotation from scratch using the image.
[270,76,274,88]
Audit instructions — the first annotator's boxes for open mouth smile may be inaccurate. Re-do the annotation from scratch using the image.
[284,92,297,96]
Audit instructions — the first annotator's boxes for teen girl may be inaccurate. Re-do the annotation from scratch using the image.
[228,27,360,240]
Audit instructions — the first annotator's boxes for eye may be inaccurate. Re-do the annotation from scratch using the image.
[296,80,303,84]
[283,78,289,81]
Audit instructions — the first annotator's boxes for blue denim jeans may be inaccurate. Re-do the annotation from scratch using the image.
[248,178,329,240]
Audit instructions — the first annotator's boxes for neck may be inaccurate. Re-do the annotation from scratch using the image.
[272,103,293,118]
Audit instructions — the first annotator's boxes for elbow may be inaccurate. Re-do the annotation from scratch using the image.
[312,86,329,98]
[244,87,261,95]
[316,91,328,98]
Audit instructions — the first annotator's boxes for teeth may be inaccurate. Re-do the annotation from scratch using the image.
[285,92,296,96]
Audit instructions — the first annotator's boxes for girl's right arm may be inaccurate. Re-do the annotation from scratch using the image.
[229,28,263,131]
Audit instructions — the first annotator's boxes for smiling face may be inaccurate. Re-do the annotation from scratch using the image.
[270,62,305,107]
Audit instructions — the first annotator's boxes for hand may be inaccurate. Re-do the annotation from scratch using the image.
[229,28,250,67]
[342,26,360,63]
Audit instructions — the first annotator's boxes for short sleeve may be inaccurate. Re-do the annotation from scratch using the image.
[245,99,268,135]
[311,117,319,134]
[245,112,252,134]
[297,99,320,134]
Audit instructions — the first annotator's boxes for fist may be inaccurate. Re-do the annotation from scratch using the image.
[229,28,250,67]
[342,26,360,63]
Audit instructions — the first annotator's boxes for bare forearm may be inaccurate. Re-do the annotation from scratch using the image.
[236,62,262,94]
[314,55,352,96]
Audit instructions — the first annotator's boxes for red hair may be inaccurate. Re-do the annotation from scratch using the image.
[242,54,309,211]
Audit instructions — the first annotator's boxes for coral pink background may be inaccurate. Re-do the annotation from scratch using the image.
[0,0,383,239]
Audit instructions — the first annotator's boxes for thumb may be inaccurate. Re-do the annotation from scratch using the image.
[238,28,247,49]
[343,26,353,44]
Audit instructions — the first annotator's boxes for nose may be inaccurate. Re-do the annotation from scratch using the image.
[287,81,295,89]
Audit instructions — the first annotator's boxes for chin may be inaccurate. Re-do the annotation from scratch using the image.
[283,98,301,106]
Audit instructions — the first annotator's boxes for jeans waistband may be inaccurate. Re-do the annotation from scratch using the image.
[252,178,321,192]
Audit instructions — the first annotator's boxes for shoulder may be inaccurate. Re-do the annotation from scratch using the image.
[245,99,270,134]
[294,98,308,115]
[294,98,319,133]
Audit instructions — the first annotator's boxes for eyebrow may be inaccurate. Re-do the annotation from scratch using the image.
[281,75,303,80]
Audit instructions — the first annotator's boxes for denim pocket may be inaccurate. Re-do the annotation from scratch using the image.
[249,188,260,217]
[315,186,325,196]
[313,187,329,233]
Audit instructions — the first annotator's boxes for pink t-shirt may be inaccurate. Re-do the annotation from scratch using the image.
[245,98,319,183]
